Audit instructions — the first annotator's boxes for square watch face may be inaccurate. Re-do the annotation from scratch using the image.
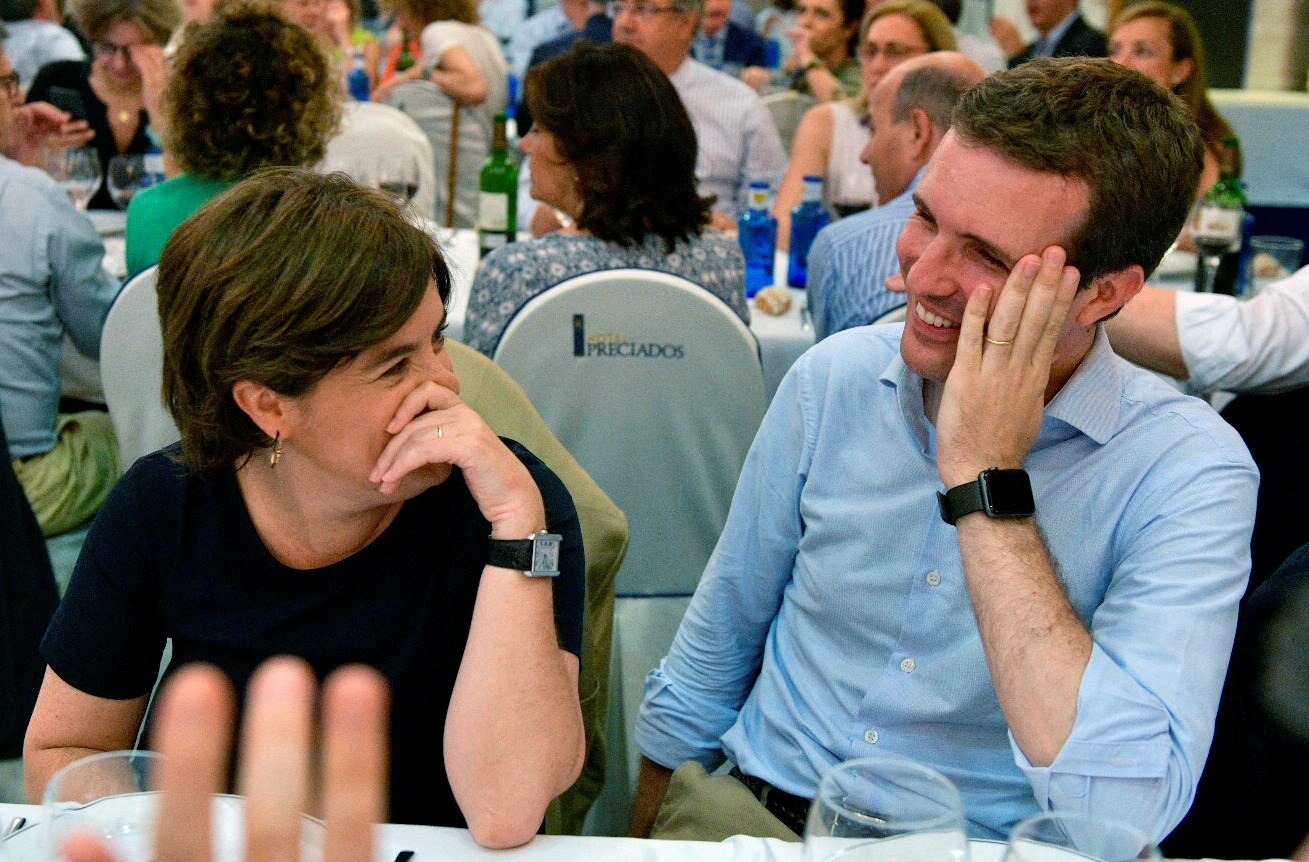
[982,469,1035,516]
[531,533,562,575]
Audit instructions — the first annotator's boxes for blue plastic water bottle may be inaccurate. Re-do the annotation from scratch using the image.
[787,175,830,288]
[348,50,371,101]
[738,182,777,298]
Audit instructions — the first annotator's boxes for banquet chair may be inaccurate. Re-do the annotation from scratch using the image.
[762,90,815,155]
[492,269,767,832]
[99,266,179,470]
[384,80,491,228]
[321,100,438,223]
[447,340,629,835]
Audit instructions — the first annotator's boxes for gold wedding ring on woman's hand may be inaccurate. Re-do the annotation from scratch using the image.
[437,424,444,438]
[984,335,1015,346]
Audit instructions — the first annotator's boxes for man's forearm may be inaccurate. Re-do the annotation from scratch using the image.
[956,515,1092,767]
[1105,287,1187,379]
[628,756,674,838]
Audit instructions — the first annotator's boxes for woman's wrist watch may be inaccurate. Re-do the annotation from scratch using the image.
[486,530,562,577]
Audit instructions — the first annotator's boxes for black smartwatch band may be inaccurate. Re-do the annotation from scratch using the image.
[937,468,1035,526]
[937,479,985,526]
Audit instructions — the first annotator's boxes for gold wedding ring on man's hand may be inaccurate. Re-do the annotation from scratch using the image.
[984,335,1015,346]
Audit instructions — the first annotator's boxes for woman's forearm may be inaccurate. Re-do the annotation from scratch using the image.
[444,566,585,848]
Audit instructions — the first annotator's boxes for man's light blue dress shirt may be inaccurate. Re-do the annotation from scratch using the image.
[1,156,118,459]
[807,169,919,339]
[637,323,1258,841]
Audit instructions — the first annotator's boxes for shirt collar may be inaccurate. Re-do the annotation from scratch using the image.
[1038,10,1079,54]
[879,325,1124,446]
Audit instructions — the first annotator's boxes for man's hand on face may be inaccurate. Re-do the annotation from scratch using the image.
[934,245,1079,488]
[10,102,94,166]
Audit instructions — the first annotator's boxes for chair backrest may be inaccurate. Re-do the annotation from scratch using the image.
[321,100,438,223]
[493,269,766,597]
[386,81,491,229]
[762,89,815,155]
[100,266,179,469]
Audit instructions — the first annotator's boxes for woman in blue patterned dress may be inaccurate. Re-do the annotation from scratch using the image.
[464,41,749,357]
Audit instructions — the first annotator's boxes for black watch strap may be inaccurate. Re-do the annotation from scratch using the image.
[937,468,1035,526]
[937,479,986,526]
[486,531,562,577]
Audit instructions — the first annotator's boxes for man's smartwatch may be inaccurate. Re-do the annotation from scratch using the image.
[937,468,1035,526]
[486,531,562,577]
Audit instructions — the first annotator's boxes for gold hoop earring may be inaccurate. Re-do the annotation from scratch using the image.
[269,431,283,469]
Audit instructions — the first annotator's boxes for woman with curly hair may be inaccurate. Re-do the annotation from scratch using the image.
[463,42,748,358]
[123,1,340,276]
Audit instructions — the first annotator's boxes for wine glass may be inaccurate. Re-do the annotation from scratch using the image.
[107,154,149,210]
[48,146,103,210]
[1003,811,1162,862]
[804,756,969,862]
[1188,197,1243,293]
[43,750,162,861]
[377,154,421,205]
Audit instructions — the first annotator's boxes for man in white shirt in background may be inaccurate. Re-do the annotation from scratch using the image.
[1108,270,1309,395]
[612,0,785,227]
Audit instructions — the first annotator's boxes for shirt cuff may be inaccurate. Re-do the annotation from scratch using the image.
[635,664,733,771]
[1174,290,1245,392]
[1010,642,1172,807]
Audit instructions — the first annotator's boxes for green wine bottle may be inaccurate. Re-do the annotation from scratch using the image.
[396,30,415,73]
[477,114,518,259]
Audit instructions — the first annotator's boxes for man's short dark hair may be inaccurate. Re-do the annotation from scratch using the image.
[893,63,974,135]
[952,56,1203,285]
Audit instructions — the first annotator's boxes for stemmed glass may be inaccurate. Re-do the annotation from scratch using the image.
[1188,196,1243,293]
[1003,811,1162,862]
[107,154,149,210]
[48,146,103,210]
[42,750,162,861]
[377,154,421,205]
[804,756,970,862]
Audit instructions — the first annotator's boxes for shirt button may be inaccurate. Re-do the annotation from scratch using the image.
[901,657,917,673]
[926,571,941,587]
[864,729,879,745]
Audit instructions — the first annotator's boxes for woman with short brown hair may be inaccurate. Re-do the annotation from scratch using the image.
[25,168,587,847]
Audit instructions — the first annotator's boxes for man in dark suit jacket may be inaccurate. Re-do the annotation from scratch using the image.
[692,0,767,70]
[990,0,1106,68]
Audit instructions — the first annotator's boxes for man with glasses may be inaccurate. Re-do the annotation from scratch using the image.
[612,0,784,224]
[807,52,984,339]
[1,0,86,90]
[631,57,1256,845]
[0,33,120,540]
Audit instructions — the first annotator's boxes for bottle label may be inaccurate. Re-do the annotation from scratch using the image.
[1196,206,1241,242]
[478,192,509,231]
[748,188,769,210]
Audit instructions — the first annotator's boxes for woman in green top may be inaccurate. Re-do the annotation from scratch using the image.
[781,0,863,103]
[124,2,341,276]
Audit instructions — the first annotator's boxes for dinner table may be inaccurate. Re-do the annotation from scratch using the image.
[0,799,1277,862]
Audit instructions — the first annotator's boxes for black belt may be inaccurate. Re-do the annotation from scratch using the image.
[728,765,812,835]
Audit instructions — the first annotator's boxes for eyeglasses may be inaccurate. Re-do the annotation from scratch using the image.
[607,1,685,19]
[0,71,20,100]
[92,40,143,60]
[857,41,929,63]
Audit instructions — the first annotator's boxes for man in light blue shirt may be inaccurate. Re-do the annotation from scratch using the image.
[2,0,85,88]
[2,38,119,535]
[808,52,984,339]
[633,57,1257,843]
